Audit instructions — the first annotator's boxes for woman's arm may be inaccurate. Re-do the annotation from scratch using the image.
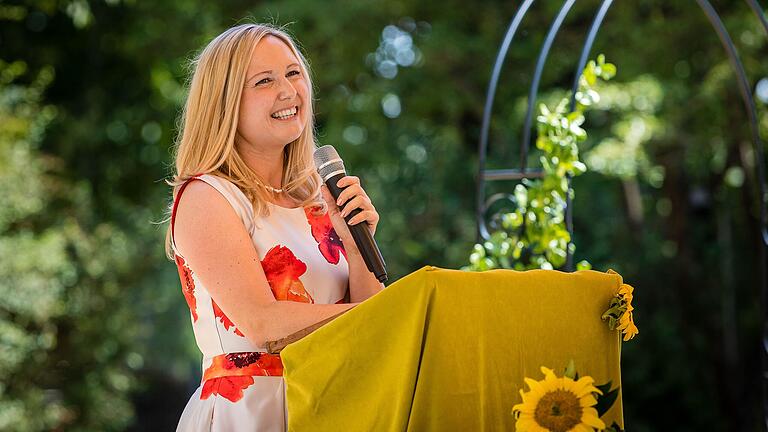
[346,249,385,302]
[174,180,356,348]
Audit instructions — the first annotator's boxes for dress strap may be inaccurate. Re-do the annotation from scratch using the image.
[170,174,203,253]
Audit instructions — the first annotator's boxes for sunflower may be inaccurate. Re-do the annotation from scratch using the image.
[602,274,639,341]
[512,366,606,432]
[615,283,638,341]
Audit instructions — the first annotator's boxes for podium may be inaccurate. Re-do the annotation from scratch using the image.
[280,266,626,431]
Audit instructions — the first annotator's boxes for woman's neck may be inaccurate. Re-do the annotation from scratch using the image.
[235,142,301,208]
[237,142,285,189]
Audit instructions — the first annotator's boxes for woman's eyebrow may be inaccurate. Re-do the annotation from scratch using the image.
[248,63,300,81]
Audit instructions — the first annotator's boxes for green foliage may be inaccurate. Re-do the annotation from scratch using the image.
[465,56,616,271]
[1,1,767,430]
[0,60,62,431]
[0,59,138,431]
[585,75,665,186]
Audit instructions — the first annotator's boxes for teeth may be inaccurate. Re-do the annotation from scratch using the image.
[271,106,298,119]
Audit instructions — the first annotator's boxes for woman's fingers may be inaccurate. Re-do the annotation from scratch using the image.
[323,177,378,236]
[335,178,366,207]
[340,195,369,218]
[336,186,366,207]
[348,210,378,226]
[336,175,360,188]
[348,210,378,235]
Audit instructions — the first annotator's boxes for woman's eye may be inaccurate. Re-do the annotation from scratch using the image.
[256,78,272,86]
[287,70,300,77]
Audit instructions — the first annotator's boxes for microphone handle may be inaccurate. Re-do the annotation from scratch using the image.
[325,173,387,283]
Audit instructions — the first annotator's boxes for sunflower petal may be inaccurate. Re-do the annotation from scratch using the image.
[579,394,598,407]
[516,417,541,431]
[572,376,596,397]
[540,366,556,380]
[581,408,606,428]
[569,424,592,432]
[524,377,544,394]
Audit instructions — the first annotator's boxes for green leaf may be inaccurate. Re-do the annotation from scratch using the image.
[514,184,528,208]
[572,160,587,174]
[595,382,620,417]
[601,62,616,78]
[564,359,577,379]
[584,62,597,86]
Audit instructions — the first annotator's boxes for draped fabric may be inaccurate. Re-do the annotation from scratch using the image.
[282,266,625,431]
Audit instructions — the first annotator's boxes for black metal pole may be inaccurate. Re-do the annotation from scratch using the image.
[476,0,535,242]
[564,0,614,271]
[520,0,577,171]
[695,0,767,428]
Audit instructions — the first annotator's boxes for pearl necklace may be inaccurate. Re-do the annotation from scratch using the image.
[255,180,283,194]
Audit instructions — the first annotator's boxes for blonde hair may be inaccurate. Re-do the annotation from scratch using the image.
[164,23,325,260]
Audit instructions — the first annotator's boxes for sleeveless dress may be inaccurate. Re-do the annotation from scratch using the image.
[171,174,349,431]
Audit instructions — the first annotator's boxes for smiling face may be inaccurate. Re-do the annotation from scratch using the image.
[236,35,309,153]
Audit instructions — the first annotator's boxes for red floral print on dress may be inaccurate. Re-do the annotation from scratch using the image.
[261,245,314,303]
[200,352,283,402]
[304,206,347,264]
[200,376,253,403]
[174,255,198,322]
[212,300,245,337]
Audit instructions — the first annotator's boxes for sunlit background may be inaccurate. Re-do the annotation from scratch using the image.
[1,0,767,430]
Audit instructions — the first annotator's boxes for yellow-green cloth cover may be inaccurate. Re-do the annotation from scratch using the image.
[281,266,625,431]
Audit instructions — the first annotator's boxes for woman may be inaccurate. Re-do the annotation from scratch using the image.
[166,23,384,431]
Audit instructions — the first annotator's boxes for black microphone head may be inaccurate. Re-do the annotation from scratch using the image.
[314,145,347,181]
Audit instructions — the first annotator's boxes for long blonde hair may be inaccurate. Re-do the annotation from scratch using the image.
[164,23,325,260]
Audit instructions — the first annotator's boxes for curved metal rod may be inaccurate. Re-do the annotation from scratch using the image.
[476,0,536,241]
[746,0,768,40]
[694,1,768,428]
[519,0,577,172]
[743,0,768,425]
[696,0,766,245]
[563,0,615,271]
[569,0,614,112]
[744,0,768,245]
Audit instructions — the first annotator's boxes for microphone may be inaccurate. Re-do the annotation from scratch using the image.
[313,145,387,283]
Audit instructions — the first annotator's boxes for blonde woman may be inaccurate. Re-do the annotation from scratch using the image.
[167,23,384,431]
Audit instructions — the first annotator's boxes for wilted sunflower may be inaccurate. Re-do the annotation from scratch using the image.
[615,283,638,341]
[512,366,605,432]
[602,272,639,341]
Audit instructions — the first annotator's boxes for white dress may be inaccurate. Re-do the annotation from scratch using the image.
[171,174,349,431]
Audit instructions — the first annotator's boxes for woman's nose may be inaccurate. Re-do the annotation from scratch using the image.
[277,76,297,100]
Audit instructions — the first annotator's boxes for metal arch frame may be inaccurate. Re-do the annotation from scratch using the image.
[519,0,578,170]
[563,0,614,269]
[744,1,768,427]
[475,0,535,240]
[476,0,768,425]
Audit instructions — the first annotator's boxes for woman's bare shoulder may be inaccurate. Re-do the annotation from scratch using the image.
[176,179,230,218]
[174,179,249,254]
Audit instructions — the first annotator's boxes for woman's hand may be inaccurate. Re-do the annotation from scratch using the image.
[320,176,379,251]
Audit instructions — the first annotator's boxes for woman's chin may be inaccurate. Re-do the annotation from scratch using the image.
[273,124,304,142]
[272,131,303,147]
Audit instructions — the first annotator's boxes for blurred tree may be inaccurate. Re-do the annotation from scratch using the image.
[0,56,140,429]
[1,0,766,430]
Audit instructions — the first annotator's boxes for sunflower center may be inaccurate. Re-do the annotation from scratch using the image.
[533,389,583,432]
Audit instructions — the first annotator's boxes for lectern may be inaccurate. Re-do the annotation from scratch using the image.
[279,266,626,431]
